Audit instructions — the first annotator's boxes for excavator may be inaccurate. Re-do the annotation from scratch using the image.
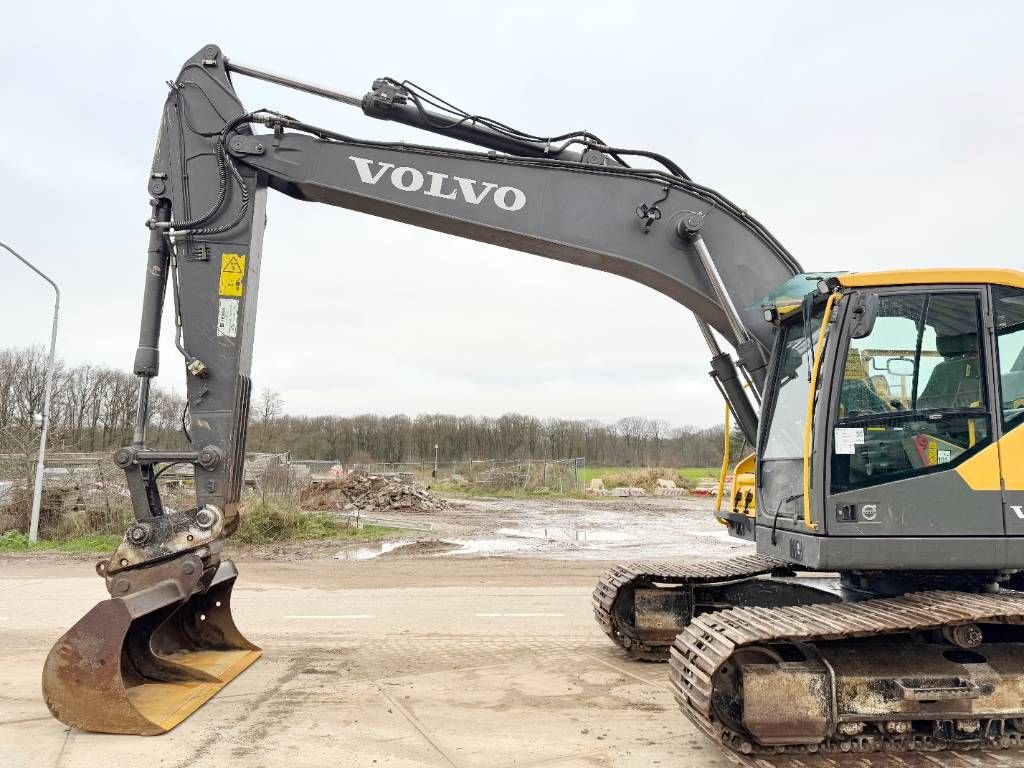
[41,44,1024,756]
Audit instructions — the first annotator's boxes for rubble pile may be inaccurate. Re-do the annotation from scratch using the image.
[612,487,646,497]
[301,473,449,514]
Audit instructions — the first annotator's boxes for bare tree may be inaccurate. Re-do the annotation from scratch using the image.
[247,389,285,449]
[257,389,284,426]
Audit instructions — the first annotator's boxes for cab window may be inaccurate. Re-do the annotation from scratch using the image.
[762,309,822,459]
[995,286,1024,431]
[831,292,989,493]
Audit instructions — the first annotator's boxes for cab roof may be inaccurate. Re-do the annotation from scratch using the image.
[756,269,1024,319]
[839,269,1024,290]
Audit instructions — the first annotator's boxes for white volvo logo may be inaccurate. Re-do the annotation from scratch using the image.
[349,156,527,212]
[1012,505,1024,520]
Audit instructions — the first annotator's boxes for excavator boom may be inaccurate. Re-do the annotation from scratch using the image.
[42,44,800,735]
[50,45,1024,756]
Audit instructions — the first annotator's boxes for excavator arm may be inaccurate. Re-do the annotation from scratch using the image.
[42,44,801,735]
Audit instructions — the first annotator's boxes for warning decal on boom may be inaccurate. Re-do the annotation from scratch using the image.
[219,253,246,297]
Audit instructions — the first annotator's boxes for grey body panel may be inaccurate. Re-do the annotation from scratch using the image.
[756,527,1024,571]
[827,472,1003,537]
[1006,483,1024,536]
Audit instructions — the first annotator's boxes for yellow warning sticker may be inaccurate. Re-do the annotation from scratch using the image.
[219,253,246,297]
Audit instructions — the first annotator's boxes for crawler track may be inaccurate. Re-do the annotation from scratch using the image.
[592,554,788,660]
[668,590,1024,755]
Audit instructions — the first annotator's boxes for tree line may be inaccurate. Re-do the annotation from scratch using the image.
[0,346,186,455]
[247,411,741,468]
[0,346,741,467]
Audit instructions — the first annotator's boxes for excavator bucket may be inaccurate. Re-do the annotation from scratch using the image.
[42,560,260,735]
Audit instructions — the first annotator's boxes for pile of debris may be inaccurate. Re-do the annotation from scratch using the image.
[691,476,729,497]
[653,479,687,497]
[301,472,449,515]
[586,477,688,498]
[612,486,647,497]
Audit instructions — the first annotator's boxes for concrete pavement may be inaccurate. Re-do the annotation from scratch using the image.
[0,556,1018,768]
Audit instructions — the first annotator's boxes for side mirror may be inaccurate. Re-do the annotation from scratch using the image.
[848,292,880,339]
[887,357,915,377]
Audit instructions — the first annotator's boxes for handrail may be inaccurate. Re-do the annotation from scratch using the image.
[715,401,731,515]
[802,292,840,531]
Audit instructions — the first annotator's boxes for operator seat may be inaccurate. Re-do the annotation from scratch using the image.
[917,333,982,409]
[840,352,891,416]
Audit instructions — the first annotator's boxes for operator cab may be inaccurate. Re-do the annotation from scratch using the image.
[753,270,1024,570]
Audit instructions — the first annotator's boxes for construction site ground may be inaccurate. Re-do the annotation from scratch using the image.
[2,496,1018,768]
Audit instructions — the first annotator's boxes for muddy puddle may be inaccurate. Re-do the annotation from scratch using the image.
[336,496,752,561]
[334,540,418,560]
[336,539,469,560]
[496,527,630,543]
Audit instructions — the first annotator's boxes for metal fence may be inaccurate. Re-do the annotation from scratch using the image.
[352,457,585,492]
[0,451,587,542]
[0,452,136,540]
[0,451,314,541]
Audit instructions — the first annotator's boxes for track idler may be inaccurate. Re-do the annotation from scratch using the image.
[42,554,260,735]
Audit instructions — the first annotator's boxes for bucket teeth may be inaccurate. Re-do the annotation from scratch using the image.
[42,559,260,735]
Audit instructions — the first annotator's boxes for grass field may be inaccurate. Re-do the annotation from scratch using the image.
[435,466,722,499]
[579,466,719,486]
[433,484,589,500]
[0,531,123,553]
[0,500,407,552]
[235,499,405,545]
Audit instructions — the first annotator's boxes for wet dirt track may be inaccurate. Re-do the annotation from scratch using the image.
[2,496,1023,767]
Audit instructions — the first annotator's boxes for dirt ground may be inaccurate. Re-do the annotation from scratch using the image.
[1,496,1018,767]
[245,494,749,563]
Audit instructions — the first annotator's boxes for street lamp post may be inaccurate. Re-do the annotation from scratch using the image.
[434,443,439,478]
[1,242,60,544]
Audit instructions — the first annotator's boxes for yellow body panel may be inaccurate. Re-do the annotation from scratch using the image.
[732,453,757,517]
[1004,428,1024,491]
[958,427,1024,492]
[716,452,757,519]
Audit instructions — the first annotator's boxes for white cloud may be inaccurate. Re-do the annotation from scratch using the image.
[2,1,1022,426]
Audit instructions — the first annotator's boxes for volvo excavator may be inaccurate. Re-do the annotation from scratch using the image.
[41,45,1024,756]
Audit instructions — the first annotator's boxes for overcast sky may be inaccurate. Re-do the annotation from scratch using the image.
[2,1,1022,427]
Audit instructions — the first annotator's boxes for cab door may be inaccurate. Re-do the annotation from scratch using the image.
[824,288,1003,537]
[992,286,1024,535]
